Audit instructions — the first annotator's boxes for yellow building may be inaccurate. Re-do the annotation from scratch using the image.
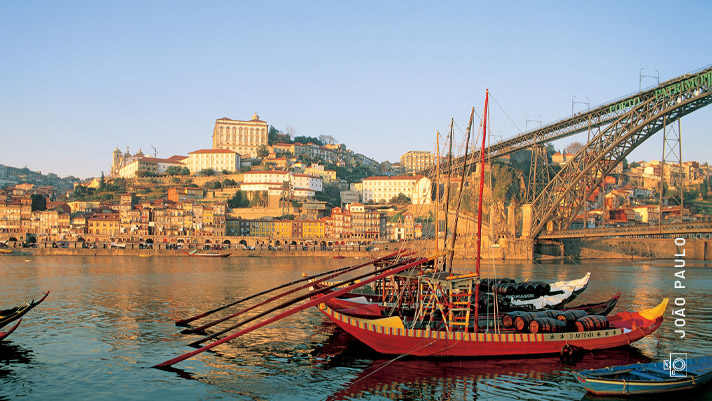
[88,213,120,237]
[273,220,292,238]
[187,149,240,174]
[212,112,268,158]
[302,220,325,239]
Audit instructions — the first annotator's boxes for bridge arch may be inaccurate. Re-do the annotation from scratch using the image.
[529,77,712,238]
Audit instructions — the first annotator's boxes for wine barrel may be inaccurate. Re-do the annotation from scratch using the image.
[529,317,567,334]
[514,310,559,331]
[575,315,610,332]
[502,311,528,328]
[555,310,588,324]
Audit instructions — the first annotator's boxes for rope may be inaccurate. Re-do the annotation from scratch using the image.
[0,255,47,298]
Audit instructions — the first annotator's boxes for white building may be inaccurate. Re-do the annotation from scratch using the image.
[241,171,322,199]
[187,149,240,174]
[361,175,432,204]
[115,157,186,179]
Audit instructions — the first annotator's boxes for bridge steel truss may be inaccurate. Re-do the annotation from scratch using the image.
[529,72,712,238]
[423,65,712,179]
[419,65,712,239]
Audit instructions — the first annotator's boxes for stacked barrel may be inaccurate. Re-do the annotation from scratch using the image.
[502,309,610,334]
[477,278,553,311]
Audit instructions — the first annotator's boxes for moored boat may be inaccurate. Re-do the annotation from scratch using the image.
[316,295,667,358]
[0,291,50,330]
[573,356,712,395]
[182,250,231,258]
[0,319,21,341]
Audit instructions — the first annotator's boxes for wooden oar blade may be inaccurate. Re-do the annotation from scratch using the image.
[173,250,408,326]
[154,255,435,368]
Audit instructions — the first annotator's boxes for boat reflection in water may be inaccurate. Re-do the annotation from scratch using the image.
[320,336,652,401]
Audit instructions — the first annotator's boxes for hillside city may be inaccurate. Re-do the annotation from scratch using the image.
[1,112,711,249]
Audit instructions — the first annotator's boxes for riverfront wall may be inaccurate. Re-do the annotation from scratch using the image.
[8,238,711,260]
[538,238,712,260]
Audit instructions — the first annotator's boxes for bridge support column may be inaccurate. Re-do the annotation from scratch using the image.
[521,204,532,238]
[507,203,516,237]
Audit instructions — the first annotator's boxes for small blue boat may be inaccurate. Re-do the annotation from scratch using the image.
[573,356,712,395]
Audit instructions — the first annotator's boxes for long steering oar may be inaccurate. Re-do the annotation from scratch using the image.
[175,250,409,326]
[186,256,419,346]
[154,255,432,368]
[181,252,416,334]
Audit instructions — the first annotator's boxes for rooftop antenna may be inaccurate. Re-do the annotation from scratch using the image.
[151,145,157,158]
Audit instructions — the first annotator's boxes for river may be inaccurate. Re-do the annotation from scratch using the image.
[0,254,710,400]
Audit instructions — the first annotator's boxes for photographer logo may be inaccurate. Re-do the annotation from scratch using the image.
[664,353,688,377]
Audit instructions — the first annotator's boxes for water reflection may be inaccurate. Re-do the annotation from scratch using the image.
[315,327,651,401]
[0,256,710,400]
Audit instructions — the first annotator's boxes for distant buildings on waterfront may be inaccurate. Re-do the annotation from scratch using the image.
[0,183,425,245]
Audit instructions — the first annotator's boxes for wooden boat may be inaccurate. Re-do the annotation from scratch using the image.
[573,356,712,395]
[182,250,231,258]
[0,249,11,254]
[0,319,21,341]
[316,294,667,357]
[0,291,50,330]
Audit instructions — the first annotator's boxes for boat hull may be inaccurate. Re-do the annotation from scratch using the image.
[0,319,21,341]
[574,356,712,395]
[316,298,666,358]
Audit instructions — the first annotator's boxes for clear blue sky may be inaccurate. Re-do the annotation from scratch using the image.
[1,1,710,179]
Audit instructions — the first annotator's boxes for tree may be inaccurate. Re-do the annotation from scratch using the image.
[199,168,217,177]
[204,180,222,190]
[257,145,269,158]
[630,161,641,169]
[228,190,249,208]
[293,135,324,145]
[318,134,337,145]
[268,125,291,145]
[99,172,106,191]
[565,141,584,155]
[390,193,411,205]
[165,165,190,176]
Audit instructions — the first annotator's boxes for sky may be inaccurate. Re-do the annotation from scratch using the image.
[1,1,710,179]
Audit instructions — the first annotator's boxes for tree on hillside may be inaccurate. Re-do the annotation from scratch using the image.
[228,190,249,208]
[166,166,190,176]
[319,134,337,144]
[257,145,269,158]
[268,125,291,145]
[390,193,411,205]
[293,135,324,145]
[199,168,217,177]
[565,141,584,155]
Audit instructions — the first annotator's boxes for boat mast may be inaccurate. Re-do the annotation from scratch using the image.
[435,131,441,271]
[476,91,488,275]
[446,108,474,272]
[442,120,454,270]
[474,90,489,333]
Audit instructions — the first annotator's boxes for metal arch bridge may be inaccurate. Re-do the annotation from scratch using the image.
[422,64,712,239]
[538,222,712,240]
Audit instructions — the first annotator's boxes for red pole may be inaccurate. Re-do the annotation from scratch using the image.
[474,90,489,333]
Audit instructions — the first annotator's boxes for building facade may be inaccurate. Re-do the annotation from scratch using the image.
[187,149,240,174]
[400,151,435,173]
[212,113,268,159]
[361,176,432,205]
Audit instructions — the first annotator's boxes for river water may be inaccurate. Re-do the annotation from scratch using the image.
[0,253,710,400]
